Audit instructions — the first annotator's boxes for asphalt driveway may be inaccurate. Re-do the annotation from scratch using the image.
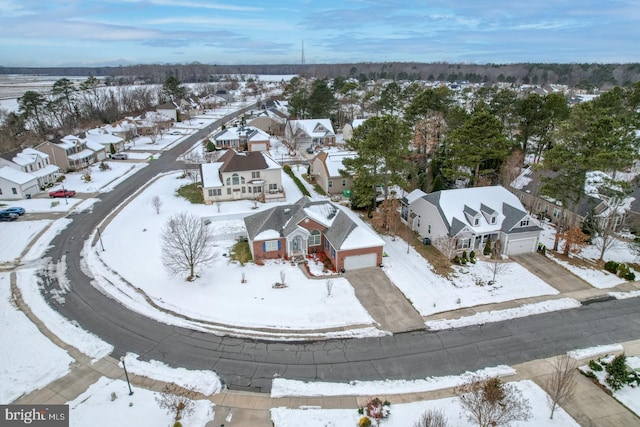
[345,267,425,333]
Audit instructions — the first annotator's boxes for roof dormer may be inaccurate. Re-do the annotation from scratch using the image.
[480,203,498,225]
[463,205,481,226]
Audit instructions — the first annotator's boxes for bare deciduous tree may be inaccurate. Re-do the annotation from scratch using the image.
[484,258,509,285]
[161,212,216,281]
[413,409,448,427]
[151,195,162,214]
[546,354,578,419]
[154,384,198,422]
[455,376,532,427]
[433,235,458,260]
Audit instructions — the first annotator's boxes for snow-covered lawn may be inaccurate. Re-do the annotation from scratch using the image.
[68,377,214,427]
[0,219,50,263]
[271,380,579,427]
[579,354,640,417]
[0,272,73,403]
[539,222,633,289]
[382,236,559,316]
[87,171,377,333]
[48,161,147,194]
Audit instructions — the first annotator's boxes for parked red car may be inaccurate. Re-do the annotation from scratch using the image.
[49,189,76,198]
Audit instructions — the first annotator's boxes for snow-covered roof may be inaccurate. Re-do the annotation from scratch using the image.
[68,148,95,161]
[320,151,357,177]
[402,189,427,204]
[11,148,49,166]
[201,162,223,187]
[85,140,105,152]
[0,166,37,184]
[292,119,335,137]
[244,197,384,251]
[30,164,59,178]
[419,186,534,235]
[85,130,124,145]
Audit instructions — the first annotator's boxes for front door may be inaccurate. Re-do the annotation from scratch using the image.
[292,236,301,252]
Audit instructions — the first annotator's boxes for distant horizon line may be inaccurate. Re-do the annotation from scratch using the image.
[2,60,640,70]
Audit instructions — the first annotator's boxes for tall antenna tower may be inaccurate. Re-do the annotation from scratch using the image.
[301,40,305,65]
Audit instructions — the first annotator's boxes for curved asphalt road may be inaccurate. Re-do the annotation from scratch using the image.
[38,108,640,393]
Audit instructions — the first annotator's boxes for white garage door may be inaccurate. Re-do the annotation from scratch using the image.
[252,143,267,151]
[506,238,537,255]
[343,253,377,270]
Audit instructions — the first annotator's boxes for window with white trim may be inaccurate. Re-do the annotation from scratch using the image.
[552,208,560,218]
[309,230,321,246]
[265,240,279,251]
[458,238,471,249]
[252,171,261,179]
[208,189,221,196]
[520,218,530,227]
[269,183,278,191]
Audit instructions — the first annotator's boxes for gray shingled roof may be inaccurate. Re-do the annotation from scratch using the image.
[449,217,468,236]
[323,211,357,249]
[480,203,496,215]
[422,192,449,230]
[219,150,268,172]
[501,202,539,233]
[244,197,361,249]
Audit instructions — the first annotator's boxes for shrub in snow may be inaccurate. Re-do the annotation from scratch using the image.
[605,354,629,391]
[413,409,448,427]
[588,359,603,371]
[358,416,372,427]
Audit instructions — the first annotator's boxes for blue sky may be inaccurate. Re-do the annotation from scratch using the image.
[1,0,639,67]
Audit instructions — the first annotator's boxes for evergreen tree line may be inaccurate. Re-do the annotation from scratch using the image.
[286,76,640,227]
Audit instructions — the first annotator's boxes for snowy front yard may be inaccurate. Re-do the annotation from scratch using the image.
[539,222,637,289]
[87,171,378,334]
[381,236,559,317]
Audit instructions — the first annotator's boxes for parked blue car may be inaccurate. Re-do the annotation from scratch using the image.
[3,207,25,216]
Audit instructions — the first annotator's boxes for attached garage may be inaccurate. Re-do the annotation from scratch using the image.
[343,253,378,270]
[250,142,268,152]
[505,237,538,255]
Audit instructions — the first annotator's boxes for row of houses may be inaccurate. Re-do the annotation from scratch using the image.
[0,111,175,199]
[241,185,541,272]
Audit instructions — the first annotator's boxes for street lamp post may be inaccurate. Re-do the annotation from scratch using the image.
[120,356,134,395]
[97,227,105,251]
[62,184,68,205]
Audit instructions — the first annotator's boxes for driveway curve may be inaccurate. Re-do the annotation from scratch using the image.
[35,109,640,393]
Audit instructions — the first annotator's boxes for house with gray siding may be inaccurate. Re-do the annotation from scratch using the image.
[407,186,541,257]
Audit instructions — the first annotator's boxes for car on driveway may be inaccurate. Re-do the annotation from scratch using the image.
[2,206,25,215]
[49,189,76,198]
[109,153,128,160]
[0,211,18,221]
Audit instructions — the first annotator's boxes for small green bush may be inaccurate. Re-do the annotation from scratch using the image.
[604,260,619,274]
[625,271,636,281]
[173,422,182,427]
[606,354,629,391]
[589,359,603,371]
[483,237,491,256]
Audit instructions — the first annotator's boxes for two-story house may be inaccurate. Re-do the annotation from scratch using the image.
[285,119,336,149]
[37,135,96,171]
[212,126,271,152]
[310,150,357,196]
[3,148,59,189]
[200,149,283,203]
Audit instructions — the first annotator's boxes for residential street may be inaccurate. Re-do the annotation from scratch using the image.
[31,116,640,393]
